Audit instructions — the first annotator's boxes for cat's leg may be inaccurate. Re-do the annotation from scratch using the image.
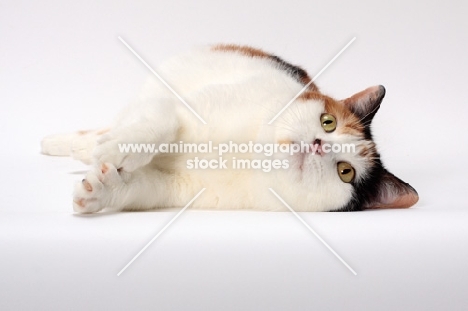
[93,99,179,172]
[73,162,183,213]
[41,128,109,164]
[70,129,110,164]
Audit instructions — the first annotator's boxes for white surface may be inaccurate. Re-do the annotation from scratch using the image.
[1,0,468,310]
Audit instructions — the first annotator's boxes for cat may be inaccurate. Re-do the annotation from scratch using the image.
[41,44,418,213]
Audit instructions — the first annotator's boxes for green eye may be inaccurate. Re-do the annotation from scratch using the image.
[320,114,337,132]
[337,162,355,183]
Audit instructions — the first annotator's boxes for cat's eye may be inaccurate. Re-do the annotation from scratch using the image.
[320,114,337,132]
[337,162,355,183]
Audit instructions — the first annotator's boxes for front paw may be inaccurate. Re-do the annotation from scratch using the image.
[93,133,155,172]
[73,163,123,213]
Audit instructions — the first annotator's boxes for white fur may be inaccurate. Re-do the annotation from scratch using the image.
[42,47,373,213]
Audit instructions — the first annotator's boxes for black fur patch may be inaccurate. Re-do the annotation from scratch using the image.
[333,120,383,212]
[335,156,385,212]
[268,55,317,90]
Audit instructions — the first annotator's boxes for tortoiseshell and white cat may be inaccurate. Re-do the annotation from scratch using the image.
[42,44,418,213]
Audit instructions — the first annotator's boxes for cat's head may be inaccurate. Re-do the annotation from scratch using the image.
[274,85,418,211]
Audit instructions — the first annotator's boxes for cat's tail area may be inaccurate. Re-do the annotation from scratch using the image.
[41,128,109,164]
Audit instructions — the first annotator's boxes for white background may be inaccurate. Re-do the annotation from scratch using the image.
[1,0,468,310]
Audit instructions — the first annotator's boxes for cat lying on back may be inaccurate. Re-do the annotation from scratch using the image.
[42,44,418,213]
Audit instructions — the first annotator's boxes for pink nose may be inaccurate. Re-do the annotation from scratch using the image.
[312,139,324,156]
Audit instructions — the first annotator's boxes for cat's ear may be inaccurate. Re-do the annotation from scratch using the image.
[365,170,419,209]
[343,85,386,124]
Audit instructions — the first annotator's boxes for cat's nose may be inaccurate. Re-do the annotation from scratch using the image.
[312,138,325,156]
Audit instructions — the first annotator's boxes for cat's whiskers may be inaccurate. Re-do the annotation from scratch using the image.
[273,113,300,128]
[271,122,303,138]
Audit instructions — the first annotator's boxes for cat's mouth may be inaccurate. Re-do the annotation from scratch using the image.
[297,139,324,171]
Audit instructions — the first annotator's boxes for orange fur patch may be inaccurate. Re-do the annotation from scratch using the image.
[299,91,364,136]
[212,44,269,58]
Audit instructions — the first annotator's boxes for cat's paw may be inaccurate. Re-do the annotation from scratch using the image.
[93,132,155,172]
[70,134,97,165]
[73,163,123,213]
